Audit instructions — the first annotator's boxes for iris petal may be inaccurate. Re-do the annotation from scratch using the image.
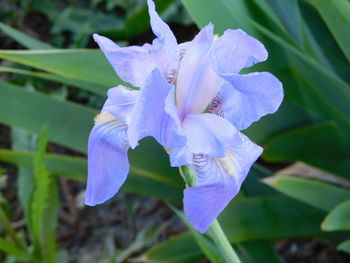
[214,72,283,130]
[93,0,178,88]
[102,85,140,123]
[184,132,263,233]
[85,114,130,205]
[182,113,236,158]
[176,24,223,117]
[211,29,267,75]
[127,68,186,149]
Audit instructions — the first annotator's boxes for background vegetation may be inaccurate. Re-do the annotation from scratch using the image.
[0,0,350,262]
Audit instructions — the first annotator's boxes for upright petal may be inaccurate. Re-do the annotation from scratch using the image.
[211,72,283,130]
[127,68,186,150]
[211,29,267,75]
[85,113,130,206]
[147,0,179,81]
[182,113,236,158]
[184,132,263,233]
[176,24,223,118]
[102,85,140,123]
[93,1,178,88]
[94,34,156,88]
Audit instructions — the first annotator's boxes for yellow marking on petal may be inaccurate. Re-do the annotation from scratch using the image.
[214,34,219,40]
[94,112,116,124]
[217,150,238,177]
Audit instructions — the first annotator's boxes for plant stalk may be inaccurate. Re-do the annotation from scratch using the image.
[208,219,242,263]
[179,166,242,263]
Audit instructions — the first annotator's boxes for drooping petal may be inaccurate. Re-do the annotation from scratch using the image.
[211,72,283,130]
[184,132,263,233]
[176,24,223,117]
[93,0,178,88]
[85,113,130,206]
[127,68,186,150]
[182,113,236,158]
[211,29,267,75]
[102,85,140,123]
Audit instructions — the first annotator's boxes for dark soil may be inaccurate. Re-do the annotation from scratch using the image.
[277,239,350,263]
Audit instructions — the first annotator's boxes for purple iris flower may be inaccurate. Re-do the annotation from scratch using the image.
[85,0,283,233]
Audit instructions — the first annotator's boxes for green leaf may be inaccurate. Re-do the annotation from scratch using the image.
[220,196,325,241]
[0,22,54,50]
[0,49,120,88]
[0,67,107,96]
[11,128,37,225]
[263,122,348,161]
[238,240,285,263]
[172,207,224,263]
[337,239,350,254]
[307,0,350,62]
[0,238,31,260]
[29,129,59,262]
[265,176,350,212]
[144,232,202,263]
[262,122,350,179]
[322,200,350,231]
[0,148,183,204]
[264,0,303,44]
[0,81,96,153]
[146,195,326,263]
[0,150,86,181]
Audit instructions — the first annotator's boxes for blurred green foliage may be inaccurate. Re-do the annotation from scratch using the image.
[0,0,350,262]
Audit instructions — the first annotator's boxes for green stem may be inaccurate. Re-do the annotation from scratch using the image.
[208,220,242,263]
[179,166,242,263]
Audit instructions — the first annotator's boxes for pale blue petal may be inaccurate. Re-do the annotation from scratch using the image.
[127,68,186,150]
[85,116,130,206]
[147,0,179,82]
[94,34,156,88]
[169,145,193,167]
[93,1,178,88]
[102,85,140,123]
[176,24,223,117]
[184,132,263,233]
[212,72,283,130]
[182,113,236,158]
[211,29,268,75]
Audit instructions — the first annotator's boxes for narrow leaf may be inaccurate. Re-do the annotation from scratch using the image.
[0,21,54,50]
